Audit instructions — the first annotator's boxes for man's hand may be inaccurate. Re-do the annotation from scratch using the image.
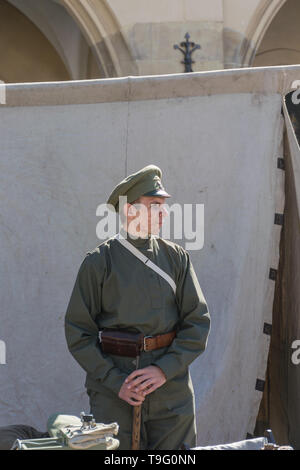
[125,365,167,397]
[118,380,146,406]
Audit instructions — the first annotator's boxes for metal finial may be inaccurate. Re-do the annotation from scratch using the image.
[174,32,201,72]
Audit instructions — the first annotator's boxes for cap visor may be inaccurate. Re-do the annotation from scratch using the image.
[142,189,171,198]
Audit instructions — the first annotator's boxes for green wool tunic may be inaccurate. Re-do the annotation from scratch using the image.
[64,228,210,450]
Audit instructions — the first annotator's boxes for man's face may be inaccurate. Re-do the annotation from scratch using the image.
[125,196,169,236]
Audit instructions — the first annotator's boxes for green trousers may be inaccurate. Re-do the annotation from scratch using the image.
[86,351,196,450]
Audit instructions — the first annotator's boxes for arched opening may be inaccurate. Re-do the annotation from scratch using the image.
[1,0,136,83]
[0,0,107,83]
[253,0,300,66]
[0,0,71,83]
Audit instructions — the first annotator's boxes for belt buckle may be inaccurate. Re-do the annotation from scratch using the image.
[143,336,153,352]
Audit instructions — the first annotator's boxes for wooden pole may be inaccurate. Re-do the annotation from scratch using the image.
[131,355,142,450]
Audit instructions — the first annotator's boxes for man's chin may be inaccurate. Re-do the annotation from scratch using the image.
[149,225,162,236]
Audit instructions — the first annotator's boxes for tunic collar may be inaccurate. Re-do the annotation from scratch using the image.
[119,226,155,251]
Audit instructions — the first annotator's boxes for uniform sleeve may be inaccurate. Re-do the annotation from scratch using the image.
[153,249,210,381]
[64,253,128,395]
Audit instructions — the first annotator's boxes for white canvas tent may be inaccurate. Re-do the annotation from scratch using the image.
[0,66,299,448]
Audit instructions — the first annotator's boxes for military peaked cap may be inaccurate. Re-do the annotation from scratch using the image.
[107,164,171,212]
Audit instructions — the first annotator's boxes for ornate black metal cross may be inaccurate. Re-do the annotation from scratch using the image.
[174,32,201,73]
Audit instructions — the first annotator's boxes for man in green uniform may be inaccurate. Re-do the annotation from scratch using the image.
[64,165,210,450]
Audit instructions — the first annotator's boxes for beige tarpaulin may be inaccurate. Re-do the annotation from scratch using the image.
[256,91,300,449]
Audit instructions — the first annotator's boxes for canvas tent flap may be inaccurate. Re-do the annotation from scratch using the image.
[264,92,300,450]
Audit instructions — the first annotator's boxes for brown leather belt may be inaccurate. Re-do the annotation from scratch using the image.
[99,329,176,358]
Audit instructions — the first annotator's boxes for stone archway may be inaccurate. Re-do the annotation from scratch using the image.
[61,0,138,77]
[6,0,112,81]
[2,0,136,83]
[252,0,300,66]
[242,0,288,66]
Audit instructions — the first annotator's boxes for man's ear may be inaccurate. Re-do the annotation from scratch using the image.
[122,202,128,218]
[122,202,135,218]
[127,204,137,217]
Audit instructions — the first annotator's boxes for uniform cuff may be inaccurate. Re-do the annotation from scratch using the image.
[100,367,128,395]
[152,355,182,382]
